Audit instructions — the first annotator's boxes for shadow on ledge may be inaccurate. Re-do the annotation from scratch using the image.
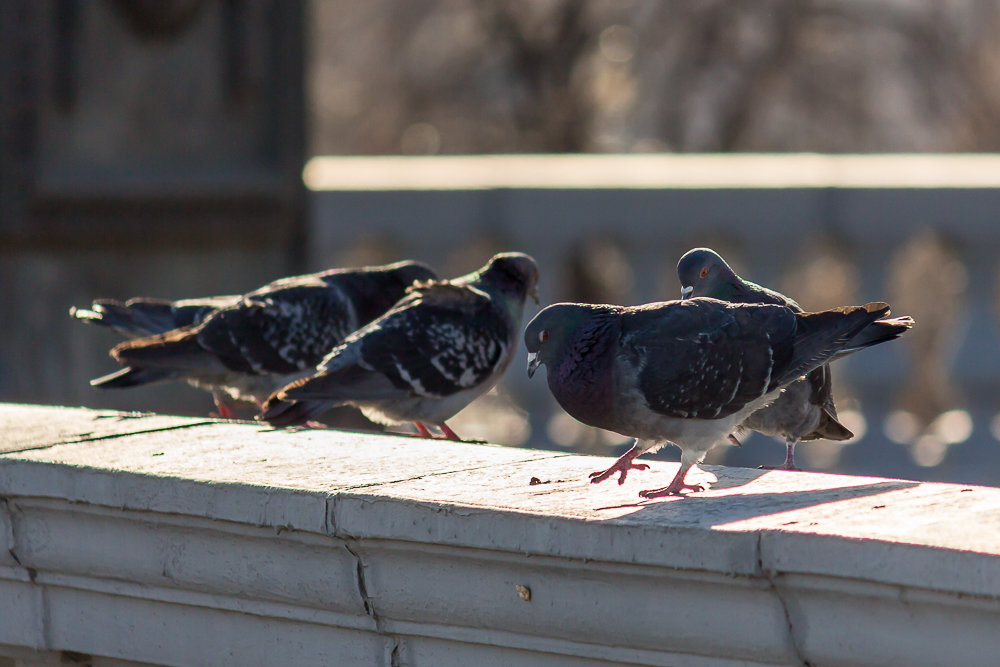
[598,479,920,529]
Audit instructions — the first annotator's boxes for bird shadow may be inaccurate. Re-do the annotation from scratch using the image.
[593,476,920,529]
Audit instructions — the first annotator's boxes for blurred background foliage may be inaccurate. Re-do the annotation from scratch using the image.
[308,0,1000,155]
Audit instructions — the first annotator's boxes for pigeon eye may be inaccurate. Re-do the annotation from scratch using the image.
[538,330,549,343]
[699,268,709,278]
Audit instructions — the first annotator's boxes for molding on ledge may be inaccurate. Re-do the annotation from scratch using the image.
[2,404,999,666]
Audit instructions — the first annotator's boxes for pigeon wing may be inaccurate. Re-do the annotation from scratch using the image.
[193,285,357,375]
[351,291,508,398]
[623,301,796,420]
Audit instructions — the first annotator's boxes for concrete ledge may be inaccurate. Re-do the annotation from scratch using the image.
[2,404,999,666]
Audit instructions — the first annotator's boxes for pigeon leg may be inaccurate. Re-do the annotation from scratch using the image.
[210,394,236,420]
[413,421,435,438]
[439,422,462,441]
[759,439,801,471]
[589,443,650,485]
[638,462,704,498]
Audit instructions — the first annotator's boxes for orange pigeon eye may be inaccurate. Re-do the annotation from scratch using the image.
[699,268,709,278]
[539,330,549,343]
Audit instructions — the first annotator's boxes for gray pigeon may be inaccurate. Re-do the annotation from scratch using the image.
[678,247,851,470]
[88,260,437,418]
[262,252,539,439]
[71,295,239,339]
[525,298,913,497]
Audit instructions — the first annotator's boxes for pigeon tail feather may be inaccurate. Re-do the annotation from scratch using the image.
[779,302,892,386]
[278,364,400,404]
[805,408,855,441]
[110,329,222,372]
[71,299,176,337]
[833,315,915,359]
[260,396,330,427]
[90,366,177,389]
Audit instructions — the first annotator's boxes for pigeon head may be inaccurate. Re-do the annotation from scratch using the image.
[524,302,599,378]
[478,252,540,306]
[676,247,740,300]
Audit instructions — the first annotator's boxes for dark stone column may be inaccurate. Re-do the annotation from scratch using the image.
[0,0,306,416]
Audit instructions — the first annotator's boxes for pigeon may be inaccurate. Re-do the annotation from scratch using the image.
[70,295,239,339]
[677,247,886,470]
[261,252,539,439]
[525,298,913,497]
[86,260,437,418]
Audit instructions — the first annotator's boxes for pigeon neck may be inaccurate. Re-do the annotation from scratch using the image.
[705,274,745,302]
[547,316,619,428]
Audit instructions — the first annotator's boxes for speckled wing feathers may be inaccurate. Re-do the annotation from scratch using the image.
[626,302,796,420]
[313,285,508,399]
[191,285,357,375]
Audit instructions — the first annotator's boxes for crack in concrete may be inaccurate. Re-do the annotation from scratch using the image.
[1,496,21,566]
[337,453,576,492]
[389,639,402,667]
[343,540,404,666]
[756,532,811,667]
[0,421,218,455]
[323,497,336,536]
[344,541,379,625]
[2,496,49,648]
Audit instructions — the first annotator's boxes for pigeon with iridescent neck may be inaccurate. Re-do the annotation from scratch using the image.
[525,298,912,497]
[262,252,539,439]
[678,247,853,470]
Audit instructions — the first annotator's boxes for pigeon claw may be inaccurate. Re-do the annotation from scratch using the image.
[413,421,435,438]
[588,459,649,485]
[638,482,704,498]
[413,421,464,441]
[439,422,462,441]
[211,394,237,420]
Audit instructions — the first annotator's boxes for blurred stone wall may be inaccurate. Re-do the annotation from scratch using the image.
[0,0,305,418]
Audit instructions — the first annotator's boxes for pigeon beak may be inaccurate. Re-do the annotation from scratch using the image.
[527,352,542,378]
[680,285,693,299]
[529,284,540,307]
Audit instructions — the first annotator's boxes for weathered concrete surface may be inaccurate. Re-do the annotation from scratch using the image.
[1,403,1000,666]
[0,404,213,454]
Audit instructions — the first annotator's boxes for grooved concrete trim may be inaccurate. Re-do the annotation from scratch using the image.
[1,404,999,666]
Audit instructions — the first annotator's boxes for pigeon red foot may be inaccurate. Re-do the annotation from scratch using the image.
[638,464,704,498]
[413,421,463,441]
[589,445,649,485]
[210,393,237,419]
[758,441,801,471]
[638,481,704,498]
